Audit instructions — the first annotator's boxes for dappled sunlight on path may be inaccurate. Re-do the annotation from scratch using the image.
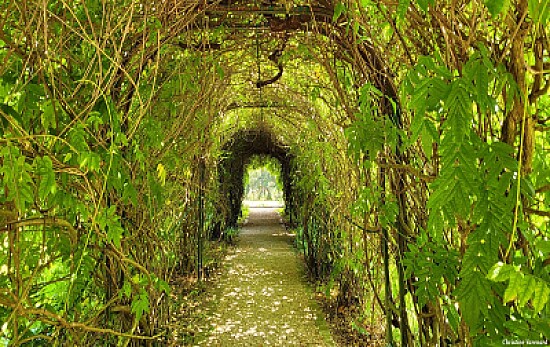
[202,207,335,346]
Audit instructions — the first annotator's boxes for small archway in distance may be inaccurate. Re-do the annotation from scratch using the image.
[241,155,285,218]
[218,129,294,228]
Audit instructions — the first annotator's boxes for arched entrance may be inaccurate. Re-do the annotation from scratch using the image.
[219,129,295,228]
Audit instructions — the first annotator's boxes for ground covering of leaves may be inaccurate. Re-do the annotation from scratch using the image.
[206,207,335,346]
[168,207,336,346]
[166,206,390,346]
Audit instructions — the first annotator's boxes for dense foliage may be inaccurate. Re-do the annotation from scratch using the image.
[0,0,549,346]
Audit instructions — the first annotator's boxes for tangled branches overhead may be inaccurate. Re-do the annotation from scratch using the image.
[1,0,549,346]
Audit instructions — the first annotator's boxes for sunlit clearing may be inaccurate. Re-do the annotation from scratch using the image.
[243,156,284,208]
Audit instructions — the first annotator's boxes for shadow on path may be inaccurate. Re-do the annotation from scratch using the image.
[201,207,335,346]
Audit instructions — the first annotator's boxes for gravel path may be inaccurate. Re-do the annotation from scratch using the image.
[201,207,335,346]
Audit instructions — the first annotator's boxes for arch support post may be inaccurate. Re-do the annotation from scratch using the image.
[379,160,394,345]
[197,157,206,282]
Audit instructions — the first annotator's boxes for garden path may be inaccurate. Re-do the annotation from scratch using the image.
[201,206,335,346]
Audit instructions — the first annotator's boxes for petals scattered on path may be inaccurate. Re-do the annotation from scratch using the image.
[201,206,335,346]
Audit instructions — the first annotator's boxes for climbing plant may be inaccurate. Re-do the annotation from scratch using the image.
[0,0,549,346]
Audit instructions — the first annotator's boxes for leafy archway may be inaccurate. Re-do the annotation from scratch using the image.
[219,128,294,228]
[0,0,549,346]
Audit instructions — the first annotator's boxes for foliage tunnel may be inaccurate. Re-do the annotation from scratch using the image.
[219,128,294,228]
[0,0,549,346]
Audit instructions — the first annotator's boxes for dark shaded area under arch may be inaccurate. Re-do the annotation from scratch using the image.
[219,129,295,228]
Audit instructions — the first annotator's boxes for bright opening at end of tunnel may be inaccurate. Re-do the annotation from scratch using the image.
[243,156,285,209]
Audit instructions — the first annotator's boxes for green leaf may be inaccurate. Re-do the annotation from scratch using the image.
[473,59,490,111]
[86,111,103,132]
[503,270,524,303]
[456,271,492,329]
[487,262,514,282]
[444,81,471,144]
[426,178,456,210]
[379,200,398,228]
[333,3,346,22]
[532,281,550,313]
[131,289,150,321]
[79,151,101,172]
[420,124,435,159]
[107,222,124,248]
[416,0,432,11]
[123,183,138,206]
[528,0,550,24]
[97,206,125,248]
[40,100,56,131]
[216,63,225,79]
[152,276,171,294]
[397,0,411,21]
[69,125,89,152]
[443,302,460,334]
[408,114,424,145]
[0,146,34,212]
[36,156,57,202]
[120,281,132,299]
[518,275,536,307]
[535,240,550,256]
[485,0,511,17]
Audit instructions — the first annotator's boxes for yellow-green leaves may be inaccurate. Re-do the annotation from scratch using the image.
[345,83,391,162]
[528,0,550,24]
[0,145,33,212]
[397,0,411,22]
[488,262,550,314]
[157,163,166,186]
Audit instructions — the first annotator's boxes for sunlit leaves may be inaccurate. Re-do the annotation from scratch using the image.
[157,163,166,186]
[528,0,550,24]
[379,200,398,228]
[403,46,534,339]
[345,112,385,161]
[0,145,33,211]
[153,275,171,295]
[416,0,435,12]
[532,281,550,313]
[86,111,104,132]
[488,262,550,314]
[79,151,101,172]
[346,83,395,161]
[68,125,89,153]
[397,0,411,21]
